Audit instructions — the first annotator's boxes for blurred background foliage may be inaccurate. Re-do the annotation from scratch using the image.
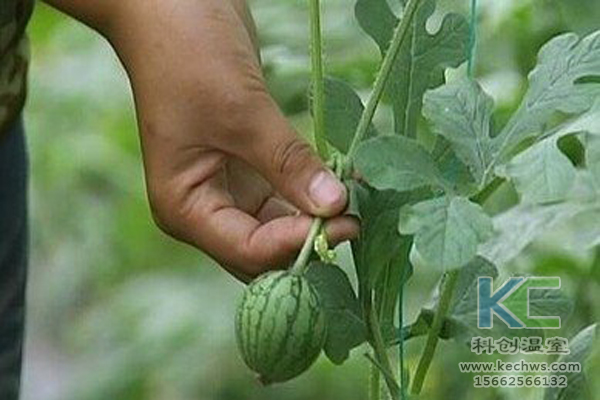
[20,0,599,399]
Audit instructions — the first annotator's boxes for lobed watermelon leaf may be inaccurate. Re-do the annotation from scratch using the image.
[497,137,577,205]
[495,31,600,161]
[355,135,448,193]
[323,77,378,154]
[306,262,366,365]
[355,0,469,137]
[348,181,412,289]
[423,79,496,186]
[398,196,493,270]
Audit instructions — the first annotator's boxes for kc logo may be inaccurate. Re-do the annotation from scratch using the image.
[477,277,562,329]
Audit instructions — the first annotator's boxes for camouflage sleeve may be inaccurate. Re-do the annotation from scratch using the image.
[0,2,33,397]
[0,0,34,135]
[0,118,28,400]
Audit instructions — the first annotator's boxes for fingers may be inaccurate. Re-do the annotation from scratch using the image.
[220,98,348,219]
[182,205,358,278]
[144,146,357,282]
[325,217,360,246]
[255,197,297,222]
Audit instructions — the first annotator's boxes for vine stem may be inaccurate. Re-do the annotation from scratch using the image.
[368,309,401,400]
[309,0,329,160]
[291,0,328,275]
[398,278,407,400]
[411,270,460,395]
[291,218,323,274]
[291,159,344,274]
[345,0,422,163]
[344,1,421,397]
[472,176,504,205]
[369,363,381,400]
[293,0,423,274]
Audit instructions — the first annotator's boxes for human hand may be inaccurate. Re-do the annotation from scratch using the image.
[99,0,358,280]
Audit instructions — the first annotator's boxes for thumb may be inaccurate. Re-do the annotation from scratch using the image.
[228,102,347,217]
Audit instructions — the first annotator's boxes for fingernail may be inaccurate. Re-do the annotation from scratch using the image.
[309,170,346,211]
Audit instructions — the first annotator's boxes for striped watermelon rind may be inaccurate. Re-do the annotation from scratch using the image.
[235,270,326,384]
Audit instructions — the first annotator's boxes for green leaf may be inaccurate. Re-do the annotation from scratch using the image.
[354,135,446,192]
[355,0,397,52]
[496,136,577,204]
[324,78,378,154]
[393,0,469,137]
[432,138,478,196]
[305,262,367,365]
[541,199,600,251]
[479,203,584,266]
[348,181,411,289]
[569,171,600,201]
[423,79,495,184]
[447,257,498,312]
[495,31,600,158]
[398,196,493,270]
[561,207,600,250]
[494,101,600,205]
[345,178,367,220]
[545,324,598,400]
[554,100,600,137]
[586,134,600,186]
[355,0,469,137]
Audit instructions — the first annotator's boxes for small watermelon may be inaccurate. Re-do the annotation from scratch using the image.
[235,270,326,384]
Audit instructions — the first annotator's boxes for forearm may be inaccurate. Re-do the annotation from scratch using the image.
[42,0,260,76]
[38,0,353,273]
[40,0,124,34]
[41,0,256,39]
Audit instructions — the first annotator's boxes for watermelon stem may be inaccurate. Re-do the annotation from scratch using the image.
[411,270,460,394]
[291,218,324,274]
[398,279,407,400]
[369,361,382,400]
[344,0,422,172]
[308,0,329,160]
[368,308,401,399]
